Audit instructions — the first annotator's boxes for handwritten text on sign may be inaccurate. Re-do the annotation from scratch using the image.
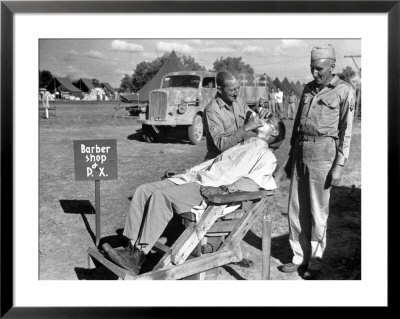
[73,139,117,180]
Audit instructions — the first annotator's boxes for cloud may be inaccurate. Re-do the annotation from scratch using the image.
[111,40,144,52]
[156,41,193,54]
[65,65,91,79]
[84,50,104,60]
[61,49,79,62]
[188,39,202,45]
[280,39,305,48]
[242,45,265,54]
[231,40,244,48]
[273,39,307,56]
[201,47,233,54]
[115,68,133,75]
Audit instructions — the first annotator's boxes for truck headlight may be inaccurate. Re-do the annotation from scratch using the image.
[177,103,187,114]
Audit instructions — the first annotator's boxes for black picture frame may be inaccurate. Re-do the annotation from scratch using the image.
[1,1,396,317]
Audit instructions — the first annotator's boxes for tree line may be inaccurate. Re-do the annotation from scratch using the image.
[39,52,358,93]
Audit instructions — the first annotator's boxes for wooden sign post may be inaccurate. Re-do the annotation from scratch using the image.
[73,139,118,246]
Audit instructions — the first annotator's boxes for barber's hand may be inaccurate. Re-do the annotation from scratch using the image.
[328,165,343,187]
[200,186,224,198]
[244,112,264,132]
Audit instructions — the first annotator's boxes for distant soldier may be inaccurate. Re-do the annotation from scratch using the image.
[268,88,277,116]
[42,91,50,119]
[287,90,298,120]
[275,87,284,118]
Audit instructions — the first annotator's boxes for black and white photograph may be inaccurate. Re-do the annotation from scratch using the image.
[38,38,361,281]
[2,3,392,311]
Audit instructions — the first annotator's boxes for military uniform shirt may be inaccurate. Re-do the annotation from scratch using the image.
[203,96,252,159]
[291,75,355,166]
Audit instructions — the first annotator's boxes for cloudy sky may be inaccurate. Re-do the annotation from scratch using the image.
[39,39,361,88]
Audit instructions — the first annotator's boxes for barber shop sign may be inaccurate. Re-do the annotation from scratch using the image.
[73,139,118,246]
[73,139,118,181]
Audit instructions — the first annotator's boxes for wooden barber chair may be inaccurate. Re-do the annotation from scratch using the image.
[87,163,285,280]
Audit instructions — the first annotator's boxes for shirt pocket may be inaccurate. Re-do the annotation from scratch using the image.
[317,93,340,121]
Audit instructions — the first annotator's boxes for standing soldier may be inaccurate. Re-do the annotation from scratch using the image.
[203,71,263,160]
[275,87,284,118]
[287,90,298,120]
[282,45,355,279]
[268,88,277,116]
[43,90,50,119]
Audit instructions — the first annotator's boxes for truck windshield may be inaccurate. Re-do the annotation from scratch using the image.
[162,75,200,89]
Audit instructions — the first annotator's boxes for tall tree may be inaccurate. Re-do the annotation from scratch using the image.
[131,53,170,92]
[122,52,206,93]
[338,66,356,84]
[39,70,54,89]
[212,56,255,84]
[180,55,205,71]
[90,78,101,88]
[120,74,134,93]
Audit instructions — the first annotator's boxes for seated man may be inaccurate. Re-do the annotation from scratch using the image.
[106,115,286,275]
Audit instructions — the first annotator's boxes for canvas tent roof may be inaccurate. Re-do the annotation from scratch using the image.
[75,78,95,92]
[281,77,295,94]
[290,81,303,96]
[102,82,115,94]
[47,77,82,93]
[272,77,290,95]
[295,81,305,95]
[121,51,186,103]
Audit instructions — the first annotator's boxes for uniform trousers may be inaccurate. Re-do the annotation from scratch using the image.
[123,179,203,254]
[269,100,277,115]
[287,103,296,119]
[287,137,336,270]
[277,102,285,118]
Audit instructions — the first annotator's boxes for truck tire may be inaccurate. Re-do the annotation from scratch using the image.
[188,114,203,145]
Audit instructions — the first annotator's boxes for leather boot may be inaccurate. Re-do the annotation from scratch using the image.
[103,243,146,275]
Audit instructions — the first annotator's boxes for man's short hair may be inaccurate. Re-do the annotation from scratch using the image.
[268,117,286,150]
[216,71,236,88]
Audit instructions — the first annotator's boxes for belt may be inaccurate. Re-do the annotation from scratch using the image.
[298,134,334,142]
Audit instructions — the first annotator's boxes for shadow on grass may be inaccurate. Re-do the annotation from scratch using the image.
[60,199,97,245]
[127,129,143,141]
[127,128,199,145]
[242,185,361,280]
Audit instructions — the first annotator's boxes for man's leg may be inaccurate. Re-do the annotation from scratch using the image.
[306,140,336,271]
[287,147,312,269]
[123,179,175,245]
[130,182,204,254]
[271,101,276,115]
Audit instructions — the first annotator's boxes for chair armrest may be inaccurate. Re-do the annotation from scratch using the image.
[206,190,275,204]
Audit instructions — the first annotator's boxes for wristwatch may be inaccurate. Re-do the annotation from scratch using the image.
[219,185,230,195]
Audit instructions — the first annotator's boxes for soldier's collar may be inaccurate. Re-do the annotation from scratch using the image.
[329,74,340,87]
[216,96,233,110]
[311,74,340,91]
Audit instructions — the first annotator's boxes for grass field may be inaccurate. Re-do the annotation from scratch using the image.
[39,102,361,280]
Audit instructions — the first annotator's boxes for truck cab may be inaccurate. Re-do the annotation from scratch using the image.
[137,71,216,144]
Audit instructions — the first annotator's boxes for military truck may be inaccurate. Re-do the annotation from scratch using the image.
[138,71,216,145]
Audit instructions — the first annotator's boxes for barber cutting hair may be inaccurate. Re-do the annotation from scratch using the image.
[203,71,264,160]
